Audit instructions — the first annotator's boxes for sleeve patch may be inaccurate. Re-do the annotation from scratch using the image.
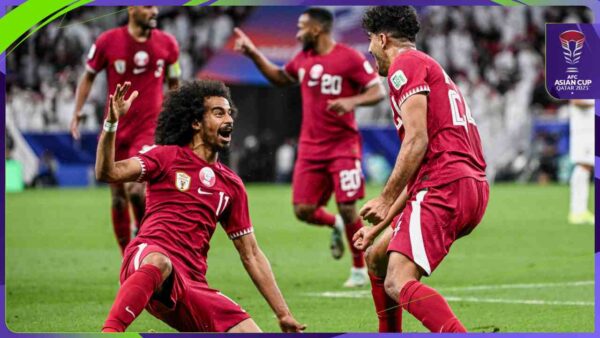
[363,60,374,75]
[390,70,408,90]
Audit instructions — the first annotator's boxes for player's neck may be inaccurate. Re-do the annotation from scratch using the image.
[314,36,335,55]
[127,23,151,42]
[388,43,416,62]
[189,141,219,164]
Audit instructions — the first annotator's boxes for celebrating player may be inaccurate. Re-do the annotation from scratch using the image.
[98,80,305,333]
[568,99,595,225]
[354,6,489,332]
[70,6,181,254]
[234,8,385,287]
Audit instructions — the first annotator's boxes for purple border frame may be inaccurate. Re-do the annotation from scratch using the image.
[1,0,598,336]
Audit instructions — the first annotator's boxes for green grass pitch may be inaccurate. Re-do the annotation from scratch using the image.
[5,183,594,332]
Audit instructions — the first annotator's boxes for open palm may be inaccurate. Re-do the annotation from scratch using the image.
[108,82,138,122]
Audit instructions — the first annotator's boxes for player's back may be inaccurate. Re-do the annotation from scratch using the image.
[388,49,486,192]
[129,145,253,283]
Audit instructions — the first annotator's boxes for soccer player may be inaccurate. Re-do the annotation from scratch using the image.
[234,8,385,287]
[568,99,595,225]
[98,80,305,333]
[353,6,489,332]
[70,6,181,254]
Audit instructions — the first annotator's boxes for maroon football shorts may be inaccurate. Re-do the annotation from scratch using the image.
[114,131,155,161]
[387,177,489,276]
[292,157,365,206]
[120,243,251,332]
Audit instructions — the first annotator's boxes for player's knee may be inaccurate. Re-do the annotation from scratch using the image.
[337,203,357,224]
[294,205,316,222]
[383,275,408,300]
[127,184,145,205]
[111,194,128,210]
[141,253,172,281]
[365,248,385,277]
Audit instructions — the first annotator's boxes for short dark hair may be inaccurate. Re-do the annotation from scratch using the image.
[362,6,420,42]
[155,79,235,146]
[303,7,334,32]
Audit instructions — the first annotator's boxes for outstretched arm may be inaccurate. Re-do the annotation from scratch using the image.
[95,82,142,183]
[233,28,296,87]
[360,94,428,225]
[232,233,306,332]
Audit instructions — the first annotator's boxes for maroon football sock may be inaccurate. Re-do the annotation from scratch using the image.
[399,280,466,333]
[369,273,402,332]
[102,265,162,332]
[345,218,365,268]
[307,207,336,226]
[111,205,131,254]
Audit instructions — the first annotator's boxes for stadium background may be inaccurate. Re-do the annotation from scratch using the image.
[4,6,595,332]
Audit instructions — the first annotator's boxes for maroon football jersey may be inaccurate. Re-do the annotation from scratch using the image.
[387,49,486,193]
[87,26,179,145]
[285,44,379,160]
[129,145,253,283]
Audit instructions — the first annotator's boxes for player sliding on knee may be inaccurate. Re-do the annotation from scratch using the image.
[97,81,305,333]
[355,6,490,333]
[234,8,386,287]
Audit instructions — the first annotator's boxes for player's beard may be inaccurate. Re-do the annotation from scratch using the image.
[301,35,317,51]
[374,54,390,77]
[134,15,157,30]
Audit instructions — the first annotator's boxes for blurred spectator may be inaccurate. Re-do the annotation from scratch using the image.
[275,138,296,183]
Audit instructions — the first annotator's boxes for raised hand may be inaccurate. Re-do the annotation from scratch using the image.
[108,82,139,123]
[233,28,257,56]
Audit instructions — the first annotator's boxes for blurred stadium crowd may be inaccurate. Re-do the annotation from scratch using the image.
[5,6,591,185]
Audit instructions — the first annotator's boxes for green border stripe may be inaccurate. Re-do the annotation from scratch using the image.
[0,0,89,54]
[5,0,93,56]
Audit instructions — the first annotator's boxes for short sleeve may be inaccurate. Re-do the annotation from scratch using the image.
[166,34,181,79]
[347,50,380,89]
[133,145,169,182]
[86,33,108,74]
[220,180,253,240]
[284,51,302,80]
[388,54,430,109]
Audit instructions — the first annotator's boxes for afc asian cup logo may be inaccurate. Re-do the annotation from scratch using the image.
[199,167,216,187]
[559,30,585,73]
[134,50,150,67]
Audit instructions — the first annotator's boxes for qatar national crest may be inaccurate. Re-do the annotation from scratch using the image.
[546,24,600,99]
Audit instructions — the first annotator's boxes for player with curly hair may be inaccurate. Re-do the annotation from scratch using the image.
[97,80,305,333]
[353,6,489,333]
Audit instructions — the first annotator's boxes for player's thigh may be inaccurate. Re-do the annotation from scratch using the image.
[121,243,173,284]
[329,158,365,204]
[228,318,261,333]
[292,158,333,206]
[386,188,455,277]
[366,226,394,277]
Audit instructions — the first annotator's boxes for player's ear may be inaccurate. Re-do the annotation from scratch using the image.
[379,33,387,48]
[191,119,202,131]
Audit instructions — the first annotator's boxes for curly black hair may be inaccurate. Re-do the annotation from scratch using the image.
[362,6,420,42]
[155,79,235,146]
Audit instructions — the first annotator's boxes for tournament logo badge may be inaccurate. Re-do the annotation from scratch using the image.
[134,51,150,67]
[175,172,191,192]
[114,60,126,74]
[560,30,585,74]
[199,167,216,187]
[546,24,599,99]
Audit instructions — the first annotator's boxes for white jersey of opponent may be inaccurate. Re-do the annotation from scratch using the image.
[569,99,595,165]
